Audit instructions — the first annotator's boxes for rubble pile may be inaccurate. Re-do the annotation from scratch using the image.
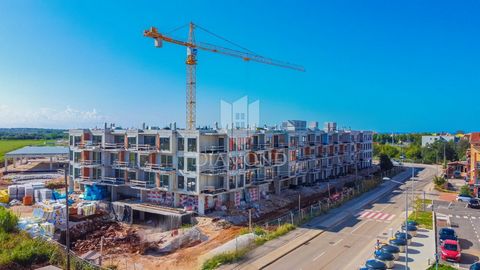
[72,221,142,254]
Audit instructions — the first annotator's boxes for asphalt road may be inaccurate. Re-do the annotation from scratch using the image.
[435,199,480,269]
[263,165,437,270]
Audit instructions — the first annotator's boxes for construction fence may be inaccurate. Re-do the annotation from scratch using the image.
[255,167,404,230]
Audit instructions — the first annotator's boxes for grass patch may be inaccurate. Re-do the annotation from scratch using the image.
[426,264,457,270]
[201,248,249,270]
[409,211,433,230]
[254,224,296,246]
[0,139,53,164]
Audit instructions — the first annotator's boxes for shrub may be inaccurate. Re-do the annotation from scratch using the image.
[460,184,472,196]
[201,248,249,270]
[254,224,295,246]
[433,176,446,187]
[0,207,18,233]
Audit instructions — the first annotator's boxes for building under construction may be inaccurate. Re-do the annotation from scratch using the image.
[69,121,373,218]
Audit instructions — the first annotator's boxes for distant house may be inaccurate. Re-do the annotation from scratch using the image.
[421,135,457,147]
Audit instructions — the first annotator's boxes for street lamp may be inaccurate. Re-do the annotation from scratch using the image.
[382,168,415,270]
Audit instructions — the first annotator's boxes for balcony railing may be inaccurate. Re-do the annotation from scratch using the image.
[129,179,155,189]
[79,160,102,167]
[201,185,227,194]
[75,142,102,150]
[129,144,157,152]
[142,162,175,172]
[103,143,125,150]
[200,145,226,153]
[100,177,125,185]
[200,165,227,175]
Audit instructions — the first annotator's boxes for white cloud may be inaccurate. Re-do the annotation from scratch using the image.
[0,105,109,128]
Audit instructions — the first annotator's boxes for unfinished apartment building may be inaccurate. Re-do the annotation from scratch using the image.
[69,121,372,215]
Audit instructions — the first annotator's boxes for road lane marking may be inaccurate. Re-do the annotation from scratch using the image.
[372,212,383,219]
[386,215,395,221]
[379,213,389,220]
[351,220,369,234]
[464,216,469,219]
[313,251,326,261]
[332,239,343,246]
[472,217,477,220]
[366,212,377,218]
[448,202,452,208]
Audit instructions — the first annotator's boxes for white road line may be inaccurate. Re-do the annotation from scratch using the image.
[313,251,326,261]
[456,215,461,218]
[448,202,452,208]
[387,215,395,221]
[332,239,344,246]
[366,212,377,219]
[360,211,370,218]
[379,213,389,220]
[351,220,369,234]
[372,213,383,219]
[472,216,477,220]
[464,216,469,219]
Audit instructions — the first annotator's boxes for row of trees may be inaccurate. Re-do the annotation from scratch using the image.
[374,135,469,164]
[0,128,67,140]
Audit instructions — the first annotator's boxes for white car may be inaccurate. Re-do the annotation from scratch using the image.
[457,194,473,202]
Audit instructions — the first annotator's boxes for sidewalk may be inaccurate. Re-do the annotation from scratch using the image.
[221,168,414,270]
[393,228,436,270]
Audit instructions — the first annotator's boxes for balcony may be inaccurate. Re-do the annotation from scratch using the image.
[129,144,157,153]
[201,185,227,195]
[99,177,126,185]
[200,165,227,175]
[129,179,155,189]
[112,161,137,170]
[79,160,102,168]
[142,162,175,172]
[200,145,226,154]
[103,143,125,151]
[75,142,102,150]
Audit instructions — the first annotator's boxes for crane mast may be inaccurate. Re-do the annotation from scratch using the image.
[186,23,197,130]
[144,22,304,130]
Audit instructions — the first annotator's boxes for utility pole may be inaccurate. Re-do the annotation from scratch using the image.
[248,208,252,232]
[405,179,409,270]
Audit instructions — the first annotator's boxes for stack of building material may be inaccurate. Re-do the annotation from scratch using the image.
[77,202,97,216]
[8,185,18,200]
[0,190,9,203]
[34,189,53,203]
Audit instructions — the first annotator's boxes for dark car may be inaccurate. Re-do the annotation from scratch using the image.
[470,262,480,270]
[365,259,387,270]
[469,199,480,209]
[439,228,458,243]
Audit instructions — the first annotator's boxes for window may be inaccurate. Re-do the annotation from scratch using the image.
[229,176,235,189]
[177,138,184,151]
[187,138,197,152]
[144,135,156,146]
[128,137,136,147]
[177,175,184,189]
[161,155,172,166]
[146,172,156,184]
[178,157,184,170]
[187,158,196,171]
[237,175,244,188]
[69,150,73,161]
[236,113,240,120]
[74,168,80,178]
[114,135,124,144]
[115,169,123,179]
[187,177,196,192]
[74,152,81,163]
[128,171,136,180]
[93,168,101,179]
[160,137,170,151]
[93,135,102,144]
[129,153,136,165]
[160,175,169,189]
[241,113,245,120]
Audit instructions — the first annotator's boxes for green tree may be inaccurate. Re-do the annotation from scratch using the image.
[459,185,472,196]
[455,139,470,161]
[379,154,394,171]
[405,144,422,161]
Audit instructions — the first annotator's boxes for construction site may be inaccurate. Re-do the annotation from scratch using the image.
[0,22,377,270]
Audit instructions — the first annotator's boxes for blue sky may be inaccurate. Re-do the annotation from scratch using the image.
[0,1,479,132]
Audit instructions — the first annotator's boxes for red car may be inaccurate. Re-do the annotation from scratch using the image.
[441,239,461,262]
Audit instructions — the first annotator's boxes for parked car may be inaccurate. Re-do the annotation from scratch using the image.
[441,239,461,262]
[470,262,480,270]
[365,259,387,270]
[457,194,473,202]
[469,199,480,209]
[439,228,458,243]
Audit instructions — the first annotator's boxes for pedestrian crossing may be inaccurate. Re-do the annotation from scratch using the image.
[358,210,395,221]
[448,214,480,220]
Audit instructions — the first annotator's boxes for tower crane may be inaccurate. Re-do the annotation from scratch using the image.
[144,22,304,130]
